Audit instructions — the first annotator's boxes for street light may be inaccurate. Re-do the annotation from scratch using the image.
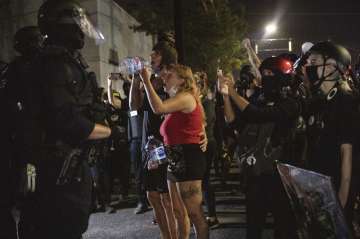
[265,23,277,36]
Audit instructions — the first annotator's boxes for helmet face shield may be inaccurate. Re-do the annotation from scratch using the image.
[57,7,105,44]
[72,9,105,44]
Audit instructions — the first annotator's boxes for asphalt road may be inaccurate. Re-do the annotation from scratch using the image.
[84,170,274,239]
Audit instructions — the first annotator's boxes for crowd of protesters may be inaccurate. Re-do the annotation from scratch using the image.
[3,1,360,239]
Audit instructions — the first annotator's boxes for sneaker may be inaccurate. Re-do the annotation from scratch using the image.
[134,203,149,214]
[206,217,220,229]
[152,217,158,225]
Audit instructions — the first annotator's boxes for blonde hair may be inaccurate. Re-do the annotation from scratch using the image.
[168,64,206,123]
[167,64,199,100]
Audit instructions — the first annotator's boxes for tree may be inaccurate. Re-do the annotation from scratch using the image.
[119,0,248,82]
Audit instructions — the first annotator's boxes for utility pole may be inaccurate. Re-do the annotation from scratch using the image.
[174,0,185,63]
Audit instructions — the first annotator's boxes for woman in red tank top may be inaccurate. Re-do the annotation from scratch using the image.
[141,64,209,239]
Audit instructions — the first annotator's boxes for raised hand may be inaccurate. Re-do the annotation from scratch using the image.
[242,38,251,49]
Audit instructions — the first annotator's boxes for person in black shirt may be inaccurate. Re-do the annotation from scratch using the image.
[0,25,44,239]
[301,41,357,229]
[195,71,220,229]
[219,56,301,239]
[129,36,178,238]
[109,90,131,201]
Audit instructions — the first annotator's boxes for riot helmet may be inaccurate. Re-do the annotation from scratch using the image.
[304,41,351,98]
[14,26,44,57]
[38,0,104,50]
[277,53,298,64]
[259,56,293,101]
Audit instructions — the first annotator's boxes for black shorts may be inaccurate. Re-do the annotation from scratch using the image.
[143,164,169,193]
[166,144,206,182]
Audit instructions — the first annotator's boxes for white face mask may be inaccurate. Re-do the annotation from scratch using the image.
[168,86,178,97]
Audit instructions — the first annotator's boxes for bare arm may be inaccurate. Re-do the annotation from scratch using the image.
[243,38,262,83]
[228,84,250,112]
[140,68,194,114]
[199,125,208,152]
[338,143,352,208]
[107,76,114,106]
[223,95,236,123]
[218,75,243,122]
[243,38,261,69]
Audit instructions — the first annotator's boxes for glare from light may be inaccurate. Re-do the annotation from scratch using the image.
[288,40,292,52]
[265,23,277,36]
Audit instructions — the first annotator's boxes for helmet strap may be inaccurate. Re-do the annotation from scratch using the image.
[313,55,339,90]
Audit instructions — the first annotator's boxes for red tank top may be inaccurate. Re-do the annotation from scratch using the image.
[160,104,203,146]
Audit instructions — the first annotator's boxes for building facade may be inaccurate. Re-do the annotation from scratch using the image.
[0,0,154,94]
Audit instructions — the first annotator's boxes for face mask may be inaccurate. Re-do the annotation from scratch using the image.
[305,65,321,84]
[262,75,280,101]
[168,86,178,97]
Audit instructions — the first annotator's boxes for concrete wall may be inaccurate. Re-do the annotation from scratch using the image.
[95,0,154,96]
[0,0,154,96]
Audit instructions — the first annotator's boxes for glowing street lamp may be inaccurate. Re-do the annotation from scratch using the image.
[265,23,277,36]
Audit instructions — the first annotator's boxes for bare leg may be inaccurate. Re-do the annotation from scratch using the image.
[161,193,178,239]
[178,180,209,239]
[168,181,190,239]
[147,191,172,239]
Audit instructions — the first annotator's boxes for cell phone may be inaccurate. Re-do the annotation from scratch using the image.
[217,69,223,77]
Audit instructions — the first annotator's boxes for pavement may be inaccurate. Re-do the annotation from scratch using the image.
[84,168,274,239]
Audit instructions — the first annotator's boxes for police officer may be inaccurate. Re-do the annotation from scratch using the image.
[219,56,301,239]
[0,26,44,239]
[301,41,357,231]
[20,1,121,238]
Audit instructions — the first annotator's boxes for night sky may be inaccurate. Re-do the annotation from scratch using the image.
[236,0,360,59]
[117,0,360,62]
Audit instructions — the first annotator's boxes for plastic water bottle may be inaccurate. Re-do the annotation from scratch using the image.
[117,57,150,75]
[145,136,167,170]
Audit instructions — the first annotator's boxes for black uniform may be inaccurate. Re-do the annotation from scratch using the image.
[231,96,301,239]
[305,92,357,225]
[0,62,17,239]
[23,45,97,239]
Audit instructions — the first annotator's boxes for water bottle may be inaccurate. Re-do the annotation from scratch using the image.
[145,136,167,170]
[117,57,150,75]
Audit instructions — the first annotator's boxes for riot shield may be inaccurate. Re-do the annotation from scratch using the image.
[277,163,352,239]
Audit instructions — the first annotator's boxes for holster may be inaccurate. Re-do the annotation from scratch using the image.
[55,141,96,186]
